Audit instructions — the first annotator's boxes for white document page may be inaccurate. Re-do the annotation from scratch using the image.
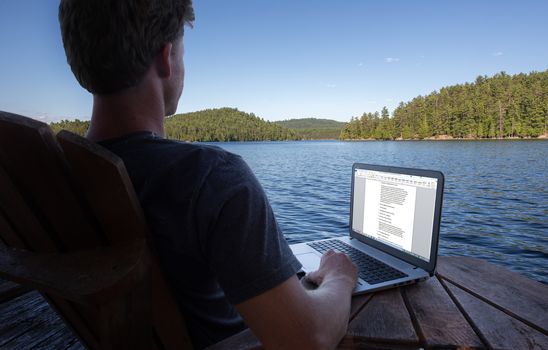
[362,179,417,251]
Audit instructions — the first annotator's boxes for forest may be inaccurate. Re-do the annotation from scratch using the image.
[275,118,346,139]
[341,70,548,140]
[164,108,299,141]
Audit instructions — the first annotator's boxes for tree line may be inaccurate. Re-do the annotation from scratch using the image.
[341,70,548,140]
[50,119,89,135]
[275,118,346,139]
[50,108,301,141]
[165,108,300,141]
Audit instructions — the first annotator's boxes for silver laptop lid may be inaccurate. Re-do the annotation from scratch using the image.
[350,163,444,275]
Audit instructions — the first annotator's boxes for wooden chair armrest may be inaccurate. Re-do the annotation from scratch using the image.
[0,238,148,306]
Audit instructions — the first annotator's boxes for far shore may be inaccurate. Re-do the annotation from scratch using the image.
[340,134,548,141]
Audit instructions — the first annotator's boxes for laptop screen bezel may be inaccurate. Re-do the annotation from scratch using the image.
[349,163,444,275]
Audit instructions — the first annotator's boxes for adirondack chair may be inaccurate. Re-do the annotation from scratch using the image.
[0,111,194,349]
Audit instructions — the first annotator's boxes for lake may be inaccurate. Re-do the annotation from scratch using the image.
[205,140,548,283]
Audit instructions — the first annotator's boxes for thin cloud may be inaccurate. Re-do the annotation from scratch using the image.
[385,57,400,63]
[325,83,337,88]
[30,114,54,123]
[493,51,503,57]
[358,62,364,67]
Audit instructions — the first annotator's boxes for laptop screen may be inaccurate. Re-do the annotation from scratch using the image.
[352,168,438,262]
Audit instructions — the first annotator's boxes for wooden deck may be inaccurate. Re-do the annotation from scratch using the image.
[0,256,547,349]
[0,281,83,349]
[208,256,548,350]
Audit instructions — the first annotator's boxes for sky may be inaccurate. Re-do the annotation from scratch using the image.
[0,1,547,123]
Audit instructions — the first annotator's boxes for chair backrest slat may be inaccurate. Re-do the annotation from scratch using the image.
[0,163,57,252]
[0,210,24,248]
[57,131,147,244]
[0,111,101,251]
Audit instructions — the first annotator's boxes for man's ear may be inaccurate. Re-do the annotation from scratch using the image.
[155,42,173,78]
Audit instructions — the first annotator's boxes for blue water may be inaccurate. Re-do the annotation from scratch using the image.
[206,140,548,283]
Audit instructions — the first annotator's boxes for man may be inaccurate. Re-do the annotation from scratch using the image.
[59,1,357,349]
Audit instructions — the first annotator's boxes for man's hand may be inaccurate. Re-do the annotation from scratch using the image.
[304,249,358,291]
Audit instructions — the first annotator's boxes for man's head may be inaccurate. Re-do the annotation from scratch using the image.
[59,0,194,96]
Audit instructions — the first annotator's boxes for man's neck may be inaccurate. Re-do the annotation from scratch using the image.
[87,82,166,142]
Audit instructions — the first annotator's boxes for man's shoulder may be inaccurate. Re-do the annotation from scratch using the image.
[100,132,241,168]
[99,132,250,190]
[153,138,248,178]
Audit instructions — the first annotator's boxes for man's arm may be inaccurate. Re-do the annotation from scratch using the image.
[236,250,357,350]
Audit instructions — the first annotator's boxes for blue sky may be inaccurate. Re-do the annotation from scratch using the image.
[0,1,547,123]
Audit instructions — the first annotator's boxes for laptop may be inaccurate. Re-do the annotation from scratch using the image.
[290,163,444,294]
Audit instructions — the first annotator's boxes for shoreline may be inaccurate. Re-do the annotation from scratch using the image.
[340,134,548,141]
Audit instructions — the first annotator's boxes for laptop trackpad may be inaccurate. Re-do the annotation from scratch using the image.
[297,253,321,272]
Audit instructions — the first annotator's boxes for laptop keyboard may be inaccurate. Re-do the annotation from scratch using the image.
[307,239,408,285]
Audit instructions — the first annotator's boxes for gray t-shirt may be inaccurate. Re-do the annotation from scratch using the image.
[100,132,301,349]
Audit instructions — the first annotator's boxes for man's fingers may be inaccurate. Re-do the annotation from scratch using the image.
[302,249,359,291]
[304,269,325,286]
[320,249,335,263]
[324,249,335,256]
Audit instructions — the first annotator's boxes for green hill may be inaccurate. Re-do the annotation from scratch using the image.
[49,108,301,141]
[342,70,548,140]
[165,108,300,141]
[50,119,89,135]
[275,118,346,139]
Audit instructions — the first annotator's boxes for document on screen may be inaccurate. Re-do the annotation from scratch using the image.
[362,179,416,251]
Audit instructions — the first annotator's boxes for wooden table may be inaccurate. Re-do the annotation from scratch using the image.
[0,256,546,349]
[209,256,548,349]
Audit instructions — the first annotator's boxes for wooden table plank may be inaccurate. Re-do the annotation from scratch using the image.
[403,276,484,348]
[346,288,418,345]
[445,280,548,350]
[350,293,372,321]
[437,256,548,333]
